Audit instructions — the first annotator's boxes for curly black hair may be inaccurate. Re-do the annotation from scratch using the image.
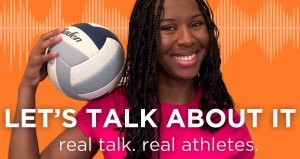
[119,0,234,158]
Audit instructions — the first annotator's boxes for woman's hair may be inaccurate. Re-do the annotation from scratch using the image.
[120,0,234,158]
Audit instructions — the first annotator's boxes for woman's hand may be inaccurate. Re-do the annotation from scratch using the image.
[10,28,64,158]
[21,28,64,88]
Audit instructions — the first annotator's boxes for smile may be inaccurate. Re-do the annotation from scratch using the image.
[173,50,199,67]
[175,53,196,61]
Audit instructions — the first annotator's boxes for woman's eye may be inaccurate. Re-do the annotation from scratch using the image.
[161,26,176,31]
[191,22,203,27]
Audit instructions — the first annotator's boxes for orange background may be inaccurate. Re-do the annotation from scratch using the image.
[0,0,300,158]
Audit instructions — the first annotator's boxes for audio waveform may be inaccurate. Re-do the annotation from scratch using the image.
[216,0,300,63]
[0,0,129,71]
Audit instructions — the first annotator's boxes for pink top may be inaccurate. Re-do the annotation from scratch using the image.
[76,86,255,159]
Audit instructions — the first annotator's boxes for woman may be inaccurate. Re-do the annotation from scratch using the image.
[9,0,255,158]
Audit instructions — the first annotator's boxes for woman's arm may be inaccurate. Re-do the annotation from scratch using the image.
[9,28,99,159]
[9,84,40,159]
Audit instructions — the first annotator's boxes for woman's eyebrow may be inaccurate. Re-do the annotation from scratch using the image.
[160,13,204,22]
[191,13,204,19]
[160,18,175,22]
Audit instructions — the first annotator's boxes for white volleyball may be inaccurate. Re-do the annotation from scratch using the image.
[47,23,125,100]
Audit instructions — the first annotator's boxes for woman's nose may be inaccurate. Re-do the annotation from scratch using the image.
[176,28,196,47]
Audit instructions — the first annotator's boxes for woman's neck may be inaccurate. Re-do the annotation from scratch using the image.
[157,73,197,105]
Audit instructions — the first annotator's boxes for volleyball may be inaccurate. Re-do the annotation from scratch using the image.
[47,23,125,100]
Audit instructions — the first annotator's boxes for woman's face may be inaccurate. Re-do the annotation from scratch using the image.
[157,0,209,81]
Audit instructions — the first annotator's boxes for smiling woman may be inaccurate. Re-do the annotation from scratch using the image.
[157,0,209,81]
[9,0,255,159]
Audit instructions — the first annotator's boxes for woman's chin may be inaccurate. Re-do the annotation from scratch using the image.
[173,72,198,81]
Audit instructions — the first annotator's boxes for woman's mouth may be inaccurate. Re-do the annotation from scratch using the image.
[173,50,199,67]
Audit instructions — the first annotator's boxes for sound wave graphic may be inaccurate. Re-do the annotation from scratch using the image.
[0,0,300,71]
[0,0,129,71]
[216,0,300,63]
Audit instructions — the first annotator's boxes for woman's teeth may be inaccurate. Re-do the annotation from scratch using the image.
[175,53,196,61]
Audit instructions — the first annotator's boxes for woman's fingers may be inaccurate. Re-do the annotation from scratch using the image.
[42,51,59,63]
[36,35,62,55]
[22,28,65,87]
[40,27,65,41]
[32,28,64,55]
[29,28,64,66]
[42,35,62,53]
